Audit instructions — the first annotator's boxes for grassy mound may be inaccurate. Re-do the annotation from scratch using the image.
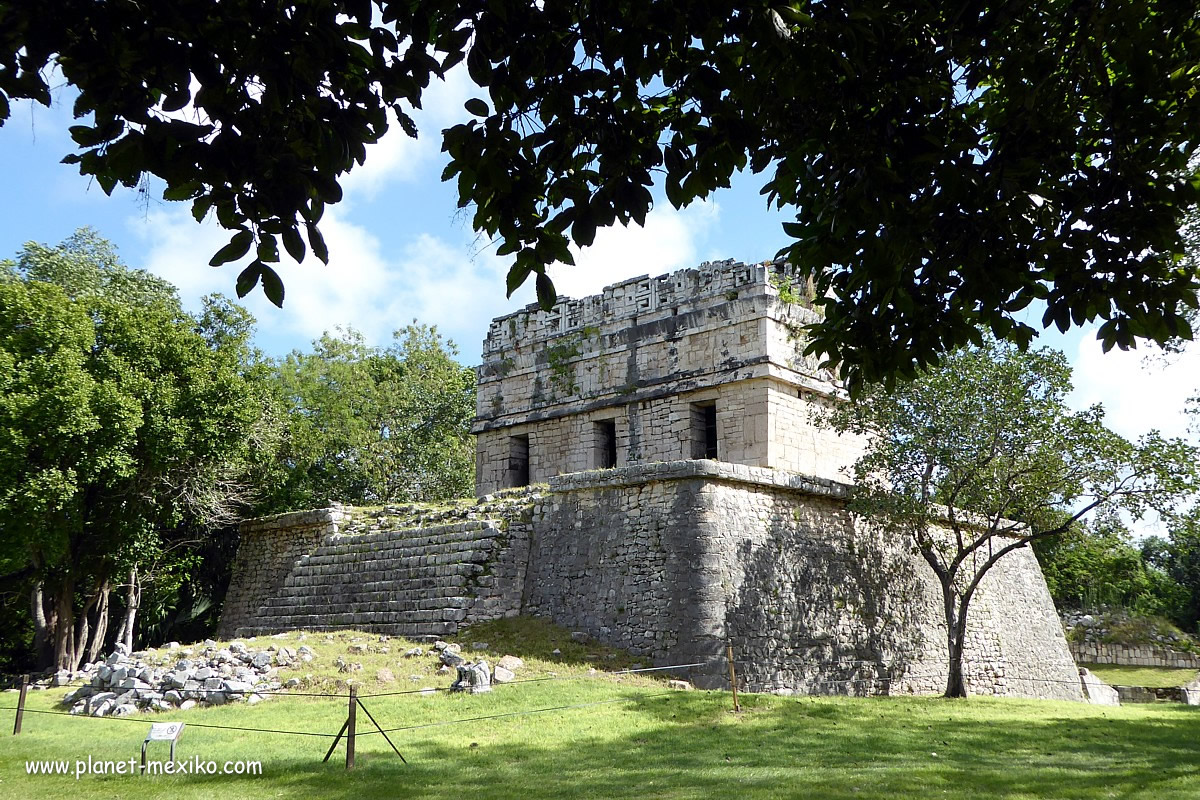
[1082,665,1200,688]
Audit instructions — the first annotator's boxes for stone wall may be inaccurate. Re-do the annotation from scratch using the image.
[1070,641,1200,670]
[473,259,866,494]
[218,506,350,638]
[524,461,1082,700]
[220,492,540,639]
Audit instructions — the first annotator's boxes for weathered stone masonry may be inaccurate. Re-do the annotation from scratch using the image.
[219,491,540,640]
[218,506,350,638]
[221,258,1083,700]
[1069,641,1200,670]
[526,461,1081,700]
[221,461,1082,699]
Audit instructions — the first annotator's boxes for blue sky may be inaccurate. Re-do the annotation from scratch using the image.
[2,72,1198,529]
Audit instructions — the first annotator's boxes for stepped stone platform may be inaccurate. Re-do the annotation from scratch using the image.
[219,490,541,639]
[221,462,1083,701]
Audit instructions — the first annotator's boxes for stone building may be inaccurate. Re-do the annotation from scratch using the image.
[473,259,865,492]
[220,258,1084,700]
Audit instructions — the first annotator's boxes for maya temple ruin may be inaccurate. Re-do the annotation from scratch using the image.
[220,258,1083,700]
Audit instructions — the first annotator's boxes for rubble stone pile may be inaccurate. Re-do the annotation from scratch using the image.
[57,639,316,717]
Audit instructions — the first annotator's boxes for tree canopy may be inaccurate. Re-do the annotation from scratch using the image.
[256,324,476,512]
[828,338,1199,696]
[0,231,478,670]
[4,1,1198,388]
[1032,512,1186,617]
[0,231,269,670]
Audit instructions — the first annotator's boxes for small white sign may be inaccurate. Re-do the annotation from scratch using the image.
[147,722,184,742]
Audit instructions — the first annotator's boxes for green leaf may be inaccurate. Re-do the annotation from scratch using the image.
[68,125,111,148]
[282,227,306,262]
[260,265,285,307]
[535,271,557,310]
[311,173,343,203]
[506,262,532,297]
[209,231,254,267]
[162,181,202,201]
[571,212,597,247]
[235,262,263,297]
[464,98,490,117]
[191,196,214,223]
[96,173,118,196]
[257,235,280,264]
[307,222,329,264]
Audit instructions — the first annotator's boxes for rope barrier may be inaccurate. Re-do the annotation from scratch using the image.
[0,705,338,737]
[15,660,1120,704]
[3,663,1176,755]
[359,691,681,737]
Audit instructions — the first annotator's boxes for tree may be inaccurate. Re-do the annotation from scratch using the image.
[3,2,1199,388]
[258,323,475,511]
[827,340,1198,697]
[1032,512,1185,617]
[1142,514,1200,635]
[0,231,267,669]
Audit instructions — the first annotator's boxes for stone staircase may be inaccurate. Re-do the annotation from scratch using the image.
[231,491,541,638]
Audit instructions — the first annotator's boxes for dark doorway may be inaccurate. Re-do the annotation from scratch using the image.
[690,403,718,460]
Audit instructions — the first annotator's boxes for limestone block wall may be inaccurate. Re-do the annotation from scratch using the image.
[765,380,864,482]
[1070,641,1200,670]
[524,461,1082,701]
[218,507,350,638]
[475,377,776,491]
[221,492,541,639]
[221,463,1081,701]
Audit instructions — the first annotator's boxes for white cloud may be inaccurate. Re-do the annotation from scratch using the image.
[129,205,522,357]
[134,209,398,346]
[1067,329,1200,442]
[130,188,721,361]
[547,200,720,299]
[1067,330,1200,539]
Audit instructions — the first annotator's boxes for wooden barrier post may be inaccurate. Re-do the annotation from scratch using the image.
[726,645,740,713]
[346,685,357,770]
[13,675,29,735]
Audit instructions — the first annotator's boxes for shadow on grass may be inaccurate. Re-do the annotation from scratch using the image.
[160,694,1200,800]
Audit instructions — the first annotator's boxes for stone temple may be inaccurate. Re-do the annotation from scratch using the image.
[220,258,1083,700]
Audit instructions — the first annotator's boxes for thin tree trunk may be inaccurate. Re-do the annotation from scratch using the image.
[117,566,139,652]
[31,581,50,666]
[53,580,75,671]
[939,575,968,698]
[86,580,111,664]
[74,613,88,672]
[70,590,98,673]
[44,598,58,670]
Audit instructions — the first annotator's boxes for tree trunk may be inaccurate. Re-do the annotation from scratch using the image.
[70,591,96,673]
[116,566,140,652]
[52,579,75,671]
[939,576,968,698]
[85,580,111,664]
[31,581,51,667]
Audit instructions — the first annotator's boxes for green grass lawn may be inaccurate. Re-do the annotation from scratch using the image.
[2,622,1199,799]
[1082,664,1200,688]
